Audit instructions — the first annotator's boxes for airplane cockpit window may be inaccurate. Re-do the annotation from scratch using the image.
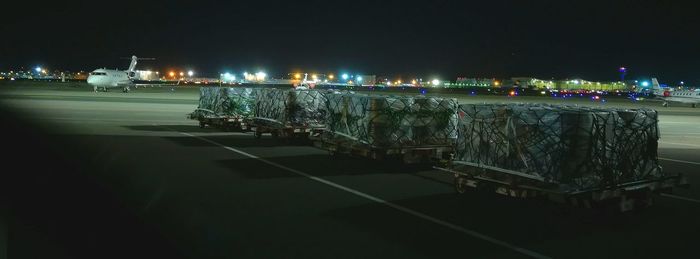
[90,72,107,76]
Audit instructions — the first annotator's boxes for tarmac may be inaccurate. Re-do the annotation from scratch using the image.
[3,82,700,258]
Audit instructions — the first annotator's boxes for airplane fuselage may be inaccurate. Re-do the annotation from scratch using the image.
[86,68,133,88]
[659,89,700,104]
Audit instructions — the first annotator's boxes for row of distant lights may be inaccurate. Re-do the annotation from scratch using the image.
[26,66,691,86]
[219,71,267,81]
[166,70,195,77]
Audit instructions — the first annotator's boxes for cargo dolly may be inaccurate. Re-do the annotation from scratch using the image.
[310,132,454,164]
[188,108,249,132]
[248,117,324,140]
[434,161,688,212]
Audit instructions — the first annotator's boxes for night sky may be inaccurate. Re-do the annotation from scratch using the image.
[2,1,699,83]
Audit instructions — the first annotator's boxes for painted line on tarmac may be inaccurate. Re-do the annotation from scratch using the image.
[177,131,551,259]
[659,141,700,148]
[660,194,700,204]
[658,157,700,166]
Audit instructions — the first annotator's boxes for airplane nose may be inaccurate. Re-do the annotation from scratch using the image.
[87,76,96,85]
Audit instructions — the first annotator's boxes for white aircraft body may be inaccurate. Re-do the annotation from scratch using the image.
[651,78,700,108]
[87,55,147,92]
[294,73,314,89]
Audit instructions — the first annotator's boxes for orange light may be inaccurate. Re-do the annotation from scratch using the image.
[169,71,175,77]
[328,74,334,79]
[509,90,516,96]
[294,73,301,79]
[494,81,500,86]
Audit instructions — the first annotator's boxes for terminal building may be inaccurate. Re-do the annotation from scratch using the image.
[447,77,630,91]
[133,70,160,81]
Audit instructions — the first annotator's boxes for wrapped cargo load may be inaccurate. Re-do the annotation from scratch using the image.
[325,93,458,148]
[194,87,257,117]
[455,103,662,190]
[253,88,327,128]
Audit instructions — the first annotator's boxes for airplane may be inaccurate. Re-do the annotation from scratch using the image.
[293,73,314,89]
[86,55,153,92]
[650,78,700,108]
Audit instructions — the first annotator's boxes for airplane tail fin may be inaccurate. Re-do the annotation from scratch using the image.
[121,56,155,72]
[128,55,138,72]
[651,78,663,94]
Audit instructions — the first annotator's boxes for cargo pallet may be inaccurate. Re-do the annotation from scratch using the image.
[189,109,249,132]
[248,117,324,140]
[434,161,688,212]
[311,133,454,164]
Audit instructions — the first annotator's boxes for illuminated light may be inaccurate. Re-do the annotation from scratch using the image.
[509,90,516,96]
[179,72,184,76]
[169,71,175,77]
[341,73,349,80]
[357,76,363,82]
[411,80,417,84]
[641,81,650,87]
[35,67,41,72]
[188,70,194,77]
[311,74,318,80]
[294,73,301,79]
[540,91,546,95]
[328,74,334,79]
[255,71,266,81]
[494,81,500,86]
[387,81,392,86]
[431,79,440,86]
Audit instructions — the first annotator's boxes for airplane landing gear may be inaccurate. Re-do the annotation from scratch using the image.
[123,86,130,93]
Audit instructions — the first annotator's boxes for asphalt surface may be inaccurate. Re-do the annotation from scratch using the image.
[3,82,700,258]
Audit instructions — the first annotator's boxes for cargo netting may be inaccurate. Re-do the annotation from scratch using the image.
[324,93,458,148]
[253,88,328,128]
[193,87,257,118]
[456,103,663,190]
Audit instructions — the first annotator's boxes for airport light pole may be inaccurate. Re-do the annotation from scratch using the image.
[619,67,627,82]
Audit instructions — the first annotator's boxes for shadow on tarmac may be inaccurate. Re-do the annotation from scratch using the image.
[162,134,314,148]
[322,188,700,258]
[124,124,219,133]
[215,154,429,179]
[6,112,184,259]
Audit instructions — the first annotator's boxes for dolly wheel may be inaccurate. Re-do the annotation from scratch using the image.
[454,177,470,194]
